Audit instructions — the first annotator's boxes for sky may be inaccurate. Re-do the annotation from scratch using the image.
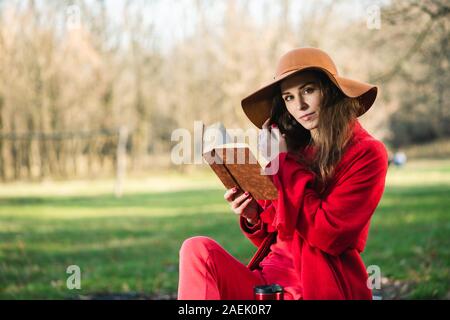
[9,0,388,52]
[102,0,387,51]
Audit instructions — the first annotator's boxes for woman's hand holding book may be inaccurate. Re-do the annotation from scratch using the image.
[224,187,260,225]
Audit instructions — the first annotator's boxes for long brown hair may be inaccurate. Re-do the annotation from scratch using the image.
[269,69,364,192]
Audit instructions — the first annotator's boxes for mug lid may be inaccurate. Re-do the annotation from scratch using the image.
[254,284,283,294]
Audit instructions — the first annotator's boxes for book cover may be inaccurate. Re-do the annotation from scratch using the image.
[202,122,278,200]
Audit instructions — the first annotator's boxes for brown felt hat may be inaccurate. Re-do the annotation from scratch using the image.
[241,47,378,129]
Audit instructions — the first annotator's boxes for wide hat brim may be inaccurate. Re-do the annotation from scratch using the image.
[241,66,378,129]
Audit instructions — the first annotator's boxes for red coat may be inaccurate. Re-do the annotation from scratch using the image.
[239,120,388,300]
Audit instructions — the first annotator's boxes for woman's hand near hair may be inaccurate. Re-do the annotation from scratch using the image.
[261,118,288,154]
[224,187,260,225]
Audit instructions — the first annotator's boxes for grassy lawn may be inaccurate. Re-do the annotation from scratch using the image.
[0,161,449,299]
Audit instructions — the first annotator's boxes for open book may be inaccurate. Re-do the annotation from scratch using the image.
[201,122,278,200]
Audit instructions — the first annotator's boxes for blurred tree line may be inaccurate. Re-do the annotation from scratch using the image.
[376,0,449,147]
[0,0,448,181]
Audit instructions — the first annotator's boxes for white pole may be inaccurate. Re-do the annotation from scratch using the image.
[114,126,128,198]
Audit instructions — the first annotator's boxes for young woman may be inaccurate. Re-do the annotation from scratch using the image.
[177,47,388,300]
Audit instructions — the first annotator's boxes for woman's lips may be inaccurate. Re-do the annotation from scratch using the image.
[300,112,316,120]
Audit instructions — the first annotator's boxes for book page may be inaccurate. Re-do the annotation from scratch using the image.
[202,122,231,154]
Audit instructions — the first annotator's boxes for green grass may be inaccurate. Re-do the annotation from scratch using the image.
[0,161,449,299]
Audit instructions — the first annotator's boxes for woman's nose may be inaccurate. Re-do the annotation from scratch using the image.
[296,99,308,111]
[297,94,308,110]
[298,103,308,111]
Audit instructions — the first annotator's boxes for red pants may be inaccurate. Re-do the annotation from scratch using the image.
[177,236,266,300]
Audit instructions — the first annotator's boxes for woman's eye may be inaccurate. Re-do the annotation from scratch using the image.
[303,87,315,94]
[284,95,293,102]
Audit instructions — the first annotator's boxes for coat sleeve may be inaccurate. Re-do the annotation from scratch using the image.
[272,140,388,256]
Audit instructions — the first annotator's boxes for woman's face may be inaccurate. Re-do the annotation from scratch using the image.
[280,71,322,131]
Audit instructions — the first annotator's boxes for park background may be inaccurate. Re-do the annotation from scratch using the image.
[0,0,449,299]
